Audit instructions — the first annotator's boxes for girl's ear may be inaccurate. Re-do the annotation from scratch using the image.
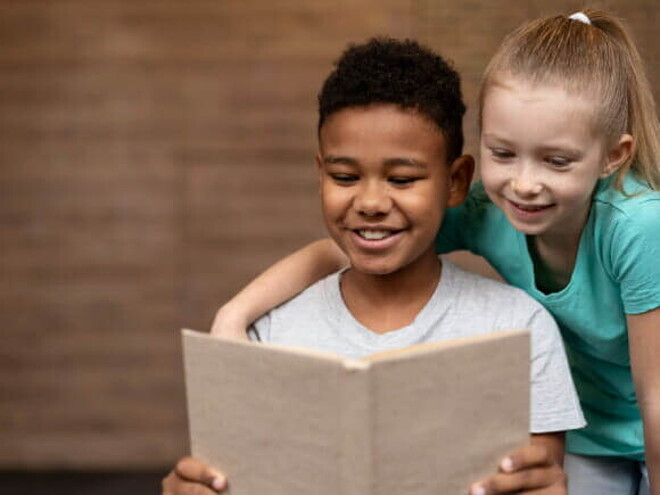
[601,134,634,178]
[448,154,475,207]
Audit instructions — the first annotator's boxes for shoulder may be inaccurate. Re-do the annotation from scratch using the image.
[272,270,341,317]
[251,271,342,340]
[443,259,551,326]
[442,260,564,381]
[593,174,660,225]
[592,175,660,268]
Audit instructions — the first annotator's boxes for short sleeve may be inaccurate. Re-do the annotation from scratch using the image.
[525,304,586,433]
[607,197,660,314]
[248,312,273,342]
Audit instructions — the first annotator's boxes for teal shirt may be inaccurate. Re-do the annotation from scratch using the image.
[436,174,660,459]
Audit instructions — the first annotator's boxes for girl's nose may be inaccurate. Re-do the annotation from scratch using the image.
[511,164,543,197]
[354,182,392,216]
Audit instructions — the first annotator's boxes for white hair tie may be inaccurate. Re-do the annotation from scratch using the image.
[568,12,591,25]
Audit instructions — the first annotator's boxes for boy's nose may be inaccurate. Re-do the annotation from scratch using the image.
[354,183,392,216]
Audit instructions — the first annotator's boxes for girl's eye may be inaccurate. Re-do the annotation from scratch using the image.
[547,156,572,167]
[330,173,358,184]
[490,148,515,160]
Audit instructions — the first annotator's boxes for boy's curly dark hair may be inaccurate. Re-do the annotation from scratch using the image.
[318,37,466,162]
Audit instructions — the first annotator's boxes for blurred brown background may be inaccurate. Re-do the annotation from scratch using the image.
[0,0,657,485]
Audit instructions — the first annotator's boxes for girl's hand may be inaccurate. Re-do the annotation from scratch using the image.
[161,456,227,495]
[469,434,566,495]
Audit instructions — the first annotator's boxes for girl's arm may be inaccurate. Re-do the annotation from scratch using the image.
[211,238,348,339]
[629,307,660,495]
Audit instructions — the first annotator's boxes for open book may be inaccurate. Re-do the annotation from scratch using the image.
[182,328,530,495]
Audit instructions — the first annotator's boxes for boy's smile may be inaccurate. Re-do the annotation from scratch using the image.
[317,104,470,279]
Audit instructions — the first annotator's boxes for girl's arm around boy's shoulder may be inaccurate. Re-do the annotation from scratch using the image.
[211,238,348,338]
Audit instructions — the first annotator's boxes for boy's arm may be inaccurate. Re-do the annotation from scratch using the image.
[161,457,227,494]
[469,432,566,495]
[629,307,660,495]
[211,238,348,339]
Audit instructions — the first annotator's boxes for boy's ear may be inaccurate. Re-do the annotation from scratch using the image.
[601,134,633,178]
[447,154,475,207]
[315,153,324,191]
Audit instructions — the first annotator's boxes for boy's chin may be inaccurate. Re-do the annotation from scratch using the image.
[345,259,406,278]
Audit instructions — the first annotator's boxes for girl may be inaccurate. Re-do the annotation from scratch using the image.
[213,10,660,495]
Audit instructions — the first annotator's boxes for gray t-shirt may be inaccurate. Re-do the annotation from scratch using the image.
[250,258,585,434]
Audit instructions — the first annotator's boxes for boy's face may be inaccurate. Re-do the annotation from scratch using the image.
[317,104,472,277]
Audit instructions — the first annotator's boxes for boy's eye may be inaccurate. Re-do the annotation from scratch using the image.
[388,176,419,186]
[329,173,358,184]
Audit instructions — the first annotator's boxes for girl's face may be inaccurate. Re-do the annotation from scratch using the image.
[479,78,624,242]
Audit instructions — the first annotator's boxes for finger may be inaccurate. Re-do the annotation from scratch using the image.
[470,464,566,495]
[162,472,221,495]
[498,443,553,473]
[175,456,227,491]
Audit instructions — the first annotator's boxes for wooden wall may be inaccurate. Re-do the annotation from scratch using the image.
[0,0,656,469]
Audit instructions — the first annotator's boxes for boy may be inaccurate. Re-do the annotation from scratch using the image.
[162,38,584,495]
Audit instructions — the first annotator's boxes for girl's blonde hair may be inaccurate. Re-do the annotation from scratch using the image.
[480,9,659,191]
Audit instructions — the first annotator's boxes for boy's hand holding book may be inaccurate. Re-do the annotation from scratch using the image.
[161,456,227,494]
[160,447,567,495]
[470,442,566,495]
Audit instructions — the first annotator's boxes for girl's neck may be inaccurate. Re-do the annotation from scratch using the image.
[527,200,593,293]
[340,251,442,334]
[528,230,582,294]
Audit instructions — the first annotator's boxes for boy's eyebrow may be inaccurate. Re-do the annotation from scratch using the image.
[321,155,427,168]
[321,155,358,165]
[383,157,427,168]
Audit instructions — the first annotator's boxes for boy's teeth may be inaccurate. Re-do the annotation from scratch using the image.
[358,230,391,240]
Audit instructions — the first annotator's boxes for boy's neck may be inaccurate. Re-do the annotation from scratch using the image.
[340,250,442,334]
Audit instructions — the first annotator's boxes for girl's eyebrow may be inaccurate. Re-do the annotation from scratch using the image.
[481,132,513,145]
[537,145,583,156]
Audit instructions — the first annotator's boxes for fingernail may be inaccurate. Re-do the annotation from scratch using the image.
[500,456,514,472]
[212,475,227,491]
[470,484,486,495]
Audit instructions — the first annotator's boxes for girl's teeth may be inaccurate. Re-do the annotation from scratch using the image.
[358,230,391,240]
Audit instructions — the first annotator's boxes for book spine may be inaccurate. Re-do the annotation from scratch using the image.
[339,361,371,495]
